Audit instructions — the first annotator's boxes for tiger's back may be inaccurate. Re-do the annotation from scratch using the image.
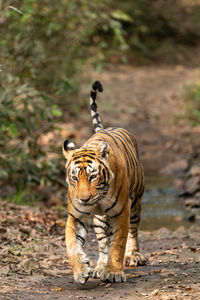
[62,81,146,284]
[83,127,144,215]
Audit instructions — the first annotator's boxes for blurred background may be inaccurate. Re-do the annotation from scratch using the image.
[1,0,200,230]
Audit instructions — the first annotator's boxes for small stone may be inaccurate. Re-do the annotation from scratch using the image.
[188,214,196,222]
[184,198,200,208]
[161,159,189,175]
[189,165,200,176]
[175,226,185,233]
[184,176,200,195]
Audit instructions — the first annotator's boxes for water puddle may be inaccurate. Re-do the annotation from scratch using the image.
[140,173,189,231]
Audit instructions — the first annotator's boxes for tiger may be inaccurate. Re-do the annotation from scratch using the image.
[62,81,146,284]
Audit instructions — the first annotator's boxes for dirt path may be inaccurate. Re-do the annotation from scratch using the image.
[0,202,200,300]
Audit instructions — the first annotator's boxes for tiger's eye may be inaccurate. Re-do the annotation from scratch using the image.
[90,174,97,181]
[71,175,78,182]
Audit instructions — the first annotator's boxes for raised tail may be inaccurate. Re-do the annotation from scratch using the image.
[90,81,104,132]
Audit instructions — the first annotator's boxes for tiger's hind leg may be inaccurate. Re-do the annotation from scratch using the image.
[92,215,109,278]
[125,201,146,266]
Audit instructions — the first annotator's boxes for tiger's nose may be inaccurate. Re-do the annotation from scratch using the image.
[80,196,91,203]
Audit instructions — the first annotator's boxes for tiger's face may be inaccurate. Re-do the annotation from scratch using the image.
[63,140,113,206]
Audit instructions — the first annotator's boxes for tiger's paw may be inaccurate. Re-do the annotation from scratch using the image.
[73,253,91,284]
[92,266,104,279]
[100,269,126,283]
[124,251,147,267]
[74,263,91,285]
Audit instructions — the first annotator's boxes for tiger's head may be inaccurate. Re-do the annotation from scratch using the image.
[62,139,113,206]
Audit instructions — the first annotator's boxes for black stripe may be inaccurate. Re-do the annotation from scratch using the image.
[73,151,95,156]
[105,184,122,213]
[112,132,134,174]
[92,112,99,119]
[99,250,108,254]
[97,236,108,241]
[96,186,105,190]
[69,198,90,215]
[74,160,82,164]
[94,123,102,130]
[74,154,95,160]
[93,224,107,230]
[110,198,128,219]
[102,169,106,180]
[102,131,120,148]
[94,216,109,227]
[107,127,118,131]
[76,234,85,244]
[113,131,140,195]
[90,101,97,111]
[68,213,88,232]
[90,91,96,100]
[131,196,139,209]
[130,218,141,225]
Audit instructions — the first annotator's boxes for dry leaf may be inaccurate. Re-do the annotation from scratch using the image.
[151,289,159,295]
[51,287,64,292]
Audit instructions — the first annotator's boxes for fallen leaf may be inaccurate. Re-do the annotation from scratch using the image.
[0,265,10,276]
[51,287,64,292]
[151,289,159,295]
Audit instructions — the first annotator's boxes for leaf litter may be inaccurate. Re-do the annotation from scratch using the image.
[0,202,200,299]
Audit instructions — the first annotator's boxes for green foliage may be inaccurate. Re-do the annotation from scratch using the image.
[115,0,200,58]
[0,0,128,201]
[0,70,63,190]
[1,0,128,91]
[1,0,200,202]
[183,83,200,127]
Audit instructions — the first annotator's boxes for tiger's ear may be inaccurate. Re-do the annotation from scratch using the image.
[98,141,109,159]
[62,139,76,160]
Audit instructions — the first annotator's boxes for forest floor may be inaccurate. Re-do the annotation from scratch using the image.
[1,62,200,299]
[0,202,200,300]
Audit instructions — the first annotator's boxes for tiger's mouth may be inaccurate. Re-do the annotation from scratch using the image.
[76,195,99,206]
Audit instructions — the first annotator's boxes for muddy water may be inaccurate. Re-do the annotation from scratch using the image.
[140,173,189,231]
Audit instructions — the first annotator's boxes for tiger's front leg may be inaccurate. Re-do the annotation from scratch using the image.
[100,200,130,283]
[65,214,90,284]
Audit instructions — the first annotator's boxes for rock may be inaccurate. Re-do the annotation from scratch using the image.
[175,226,185,233]
[187,214,196,222]
[189,165,200,176]
[184,176,200,195]
[184,198,200,208]
[161,159,189,175]
[195,192,200,199]
[172,178,184,189]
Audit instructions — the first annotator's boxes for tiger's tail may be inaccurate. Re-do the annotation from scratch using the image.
[90,81,104,132]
